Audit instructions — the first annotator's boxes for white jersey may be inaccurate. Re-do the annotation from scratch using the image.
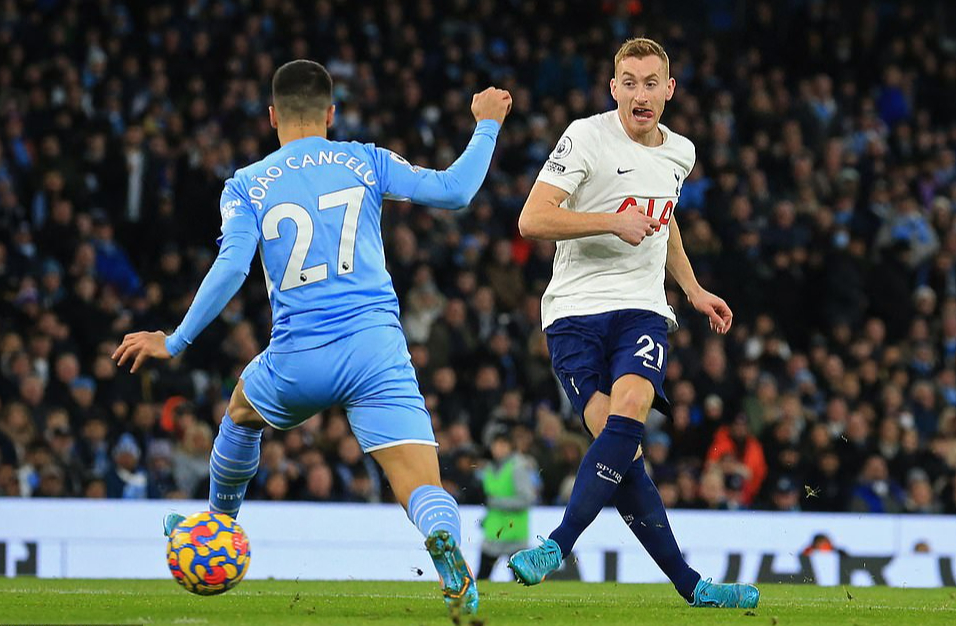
[536,111,696,331]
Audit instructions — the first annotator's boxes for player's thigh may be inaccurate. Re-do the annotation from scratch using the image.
[545,314,613,422]
[342,324,438,456]
[607,310,671,420]
[370,443,441,508]
[238,349,338,431]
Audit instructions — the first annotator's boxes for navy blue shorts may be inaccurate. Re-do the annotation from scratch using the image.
[546,309,670,420]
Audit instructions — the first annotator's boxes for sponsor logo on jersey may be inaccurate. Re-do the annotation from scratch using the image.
[617,167,635,175]
[220,199,241,222]
[615,196,677,231]
[552,135,572,159]
[544,160,566,174]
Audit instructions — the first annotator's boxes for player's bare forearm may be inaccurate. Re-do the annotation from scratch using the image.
[518,181,658,244]
[519,200,619,240]
[666,216,733,334]
[665,216,702,299]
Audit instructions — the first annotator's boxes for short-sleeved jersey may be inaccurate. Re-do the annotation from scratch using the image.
[535,111,696,331]
[219,138,440,352]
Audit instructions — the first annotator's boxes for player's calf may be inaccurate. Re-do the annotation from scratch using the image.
[208,412,262,517]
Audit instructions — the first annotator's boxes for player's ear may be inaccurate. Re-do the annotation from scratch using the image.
[610,77,618,102]
[268,105,278,129]
[665,77,676,101]
[326,104,335,129]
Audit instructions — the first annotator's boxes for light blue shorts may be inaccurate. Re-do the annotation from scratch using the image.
[240,324,437,452]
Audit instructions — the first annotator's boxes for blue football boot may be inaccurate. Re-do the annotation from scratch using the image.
[507,536,563,586]
[163,512,186,537]
[425,530,479,617]
[690,577,760,608]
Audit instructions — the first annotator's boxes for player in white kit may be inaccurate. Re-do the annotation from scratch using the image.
[507,38,759,608]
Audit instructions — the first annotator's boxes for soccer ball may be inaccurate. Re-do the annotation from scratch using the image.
[166,511,251,595]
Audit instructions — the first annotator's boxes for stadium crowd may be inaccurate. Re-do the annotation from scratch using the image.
[2,0,956,516]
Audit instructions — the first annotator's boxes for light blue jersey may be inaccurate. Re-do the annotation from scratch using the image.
[165,119,500,356]
[163,119,500,451]
[220,138,431,352]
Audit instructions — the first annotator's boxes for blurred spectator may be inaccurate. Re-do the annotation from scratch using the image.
[705,414,767,506]
[477,432,539,580]
[172,422,212,499]
[105,433,147,499]
[849,456,906,514]
[768,476,801,512]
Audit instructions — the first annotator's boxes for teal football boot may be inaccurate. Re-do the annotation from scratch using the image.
[690,577,760,608]
[163,512,186,537]
[507,536,563,586]
[425,530,479,617]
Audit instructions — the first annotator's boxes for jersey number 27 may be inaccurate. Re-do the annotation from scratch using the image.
[262,186,366,291]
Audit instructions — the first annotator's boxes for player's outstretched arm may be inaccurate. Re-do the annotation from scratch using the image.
[518,181,660,244]
[665,215,732,334]
[378,87,511,210]
[112,228,259,373]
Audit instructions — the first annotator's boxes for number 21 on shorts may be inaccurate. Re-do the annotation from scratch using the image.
[633,334,664,372]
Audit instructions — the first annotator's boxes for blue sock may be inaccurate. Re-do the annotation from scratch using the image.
[615,456,701,601]
[208,413,262,517]
[407,485,462,545]
[550,415,644,557]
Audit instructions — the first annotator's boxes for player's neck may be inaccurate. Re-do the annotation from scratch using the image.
[277,124,329,146]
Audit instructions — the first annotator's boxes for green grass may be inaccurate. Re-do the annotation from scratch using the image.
[1,579,955,625]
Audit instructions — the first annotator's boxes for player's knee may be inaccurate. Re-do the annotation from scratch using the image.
[227,394,266,429]
[228,404,266,429]
[611,376,655,419]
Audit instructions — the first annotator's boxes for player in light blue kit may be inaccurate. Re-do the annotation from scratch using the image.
[113,60,511,617]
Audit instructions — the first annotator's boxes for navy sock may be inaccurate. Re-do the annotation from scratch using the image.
[615,456,700,601]
[549,415,644,558]
[208,413,262,517]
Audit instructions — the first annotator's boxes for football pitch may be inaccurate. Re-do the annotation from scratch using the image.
[2,579,955,625]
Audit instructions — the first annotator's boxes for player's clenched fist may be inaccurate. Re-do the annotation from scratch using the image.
[471,87,513,124]
[613,206,660,246]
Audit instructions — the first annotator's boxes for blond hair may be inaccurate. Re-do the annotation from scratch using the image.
[614,37,670,77]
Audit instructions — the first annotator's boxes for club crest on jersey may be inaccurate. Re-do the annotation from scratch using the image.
[551,136,572,159]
